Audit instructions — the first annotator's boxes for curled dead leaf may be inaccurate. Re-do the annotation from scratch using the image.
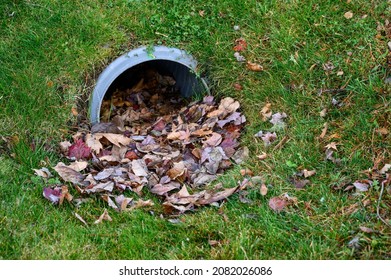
[261,103,272,121]
[246,61,263,72]
[197,186,239,205]
[303,169,316,178]
[94,209,112,224]
[257,152,268,160]
[33,167,52,178]
[167,161,187,180]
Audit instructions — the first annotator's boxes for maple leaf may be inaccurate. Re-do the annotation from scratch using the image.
[68,139,91,160]
[85,133,103,154]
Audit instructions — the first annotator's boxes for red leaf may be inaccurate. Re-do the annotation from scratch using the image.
[233,38,247,52]
[68,139,91,160]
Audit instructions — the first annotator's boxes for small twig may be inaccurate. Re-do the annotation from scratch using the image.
[376,176,391,228]
[155,31,169,37]
[273,136,289,151]
[318,88,347,96]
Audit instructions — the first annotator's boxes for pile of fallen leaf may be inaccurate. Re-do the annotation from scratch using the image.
[39,70,250,217]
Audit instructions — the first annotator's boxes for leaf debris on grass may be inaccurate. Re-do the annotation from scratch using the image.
[41,73,248,216]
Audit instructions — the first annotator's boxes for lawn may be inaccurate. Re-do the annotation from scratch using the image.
[0,0,390,259]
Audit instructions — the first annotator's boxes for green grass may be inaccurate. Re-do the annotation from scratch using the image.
[0,0,390,259]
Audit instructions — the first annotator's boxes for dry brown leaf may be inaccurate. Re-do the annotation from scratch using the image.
[130,199,154,210]
[96,133,131,147]
[240,168,254,176]
[359,226,375,233]
[115,195,134,211]
[261,103,272,121]
[33,167,52,178]
[203,132,222,147]
[85,182,114,194]
[198,186,239,205]
[59,141,72,154]
[59,185,73,205]
[325,142,338,151]
[167,161,186,180]
[85,133,104,154]
[166,186,202,205]
[303,169,316,178]
[191,128,213,137]
[268,197,288,212]
[131,159,149,177]
[207,97,241,118]
[94,168,114,180]
[54,162,85,185]
[246,61,263,72]
[219,97,240,115]
[167,131,182,140]
[260,183,268,196]
[344,11,353,19]
[319,122,328,139]
[150,184,179,195]
[94,209,112,224]
[377,127,389,135]
[233,83,243,91]
[380,164,391,174]
[102,194,119,210]
[257,152,268,160]
[162,202,193,214]
[232,146,249,164]
[319,108,328,117]
[68,161,88,172]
